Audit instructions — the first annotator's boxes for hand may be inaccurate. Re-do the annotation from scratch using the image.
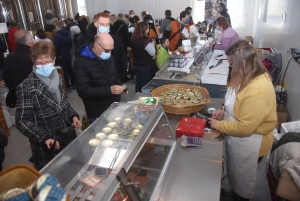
[212,109,224,119]
[45,139,60,150]
[152,55,157,60]
[209,42,214,47]
[121,85,128,94]
[111,85,125,95]
[152,40,156,44]
[73,116,82,128]
[207,118,218,129]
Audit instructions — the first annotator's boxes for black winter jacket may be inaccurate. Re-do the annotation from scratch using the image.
[3,44,33,92]
[85,23,127,82]
[0,38,7,70]
[111,20,131,53]
[0,128,8,171]
[54,28,72,60]
[74,44,123,118]
[74,33,85,50]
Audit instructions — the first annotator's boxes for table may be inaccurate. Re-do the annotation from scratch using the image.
[133,93,224,200]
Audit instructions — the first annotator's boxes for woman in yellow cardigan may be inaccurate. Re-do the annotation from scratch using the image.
[208,40,277,201]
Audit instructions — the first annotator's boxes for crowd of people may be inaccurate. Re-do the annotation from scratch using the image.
[0,5,278,201]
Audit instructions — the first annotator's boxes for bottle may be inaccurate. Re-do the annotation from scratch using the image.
[155,19,158,26]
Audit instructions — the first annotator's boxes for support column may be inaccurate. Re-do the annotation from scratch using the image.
[13,0,28,29]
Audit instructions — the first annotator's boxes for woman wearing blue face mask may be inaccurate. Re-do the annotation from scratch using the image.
[15,41,81,170]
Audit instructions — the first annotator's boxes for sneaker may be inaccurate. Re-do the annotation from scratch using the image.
[67,88,72,93]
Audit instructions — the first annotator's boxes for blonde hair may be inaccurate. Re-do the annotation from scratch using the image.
[226,40,271,93]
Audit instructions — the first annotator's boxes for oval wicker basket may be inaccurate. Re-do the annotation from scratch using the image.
[151,84,210,115]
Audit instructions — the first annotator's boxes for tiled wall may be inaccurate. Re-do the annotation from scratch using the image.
[253,0,300,121]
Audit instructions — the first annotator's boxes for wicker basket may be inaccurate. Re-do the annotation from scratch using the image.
[151,84,210,115]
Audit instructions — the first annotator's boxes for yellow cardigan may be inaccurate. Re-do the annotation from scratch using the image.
[215,73,277,157]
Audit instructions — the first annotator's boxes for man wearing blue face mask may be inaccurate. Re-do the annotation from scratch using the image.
[85,12,127,83]
[74,33,127,124]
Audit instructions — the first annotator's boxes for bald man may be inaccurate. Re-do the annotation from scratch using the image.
[4,30,33,107]
[74,33,127,124]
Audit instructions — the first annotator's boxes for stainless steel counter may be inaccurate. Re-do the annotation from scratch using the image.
[132,94,224,201]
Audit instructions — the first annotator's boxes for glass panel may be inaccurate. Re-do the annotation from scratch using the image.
[41,102,175,201]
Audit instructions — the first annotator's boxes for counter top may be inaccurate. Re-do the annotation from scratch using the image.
[132,94,224,200]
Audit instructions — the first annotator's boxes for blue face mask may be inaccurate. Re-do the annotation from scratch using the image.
[185,18,190,24]
[100,52,111,60]
[217,7,220,12]
[215,25,220,30]
[36,64,55,77]
[98,26,110,33]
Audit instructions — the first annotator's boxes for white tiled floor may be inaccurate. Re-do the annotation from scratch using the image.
[1,78,271,201]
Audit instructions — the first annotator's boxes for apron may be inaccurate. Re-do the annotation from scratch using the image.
[224,88,262,198]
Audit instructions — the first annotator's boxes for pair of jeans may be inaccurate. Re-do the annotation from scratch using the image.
[134,65,151,93]
[58,57,75,88]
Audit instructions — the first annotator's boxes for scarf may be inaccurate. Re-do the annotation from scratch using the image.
[33,66,61,104]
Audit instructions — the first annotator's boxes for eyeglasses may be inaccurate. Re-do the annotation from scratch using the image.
[97,42,114,53]
[35,60,54,66]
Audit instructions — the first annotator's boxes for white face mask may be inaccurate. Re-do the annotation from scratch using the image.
[130,14,134,18]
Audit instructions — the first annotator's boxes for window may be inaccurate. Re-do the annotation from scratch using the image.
[227,0,245,27]
[77,0,87,16]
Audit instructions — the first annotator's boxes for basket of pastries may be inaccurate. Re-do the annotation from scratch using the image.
[151,84,210,115]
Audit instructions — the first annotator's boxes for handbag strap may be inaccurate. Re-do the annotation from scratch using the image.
[116,24,124,36]
[169,26,184,41]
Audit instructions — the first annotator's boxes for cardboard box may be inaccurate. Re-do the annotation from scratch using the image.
[277,104,288,132]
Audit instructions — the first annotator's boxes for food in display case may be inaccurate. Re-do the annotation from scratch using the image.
[107,134,118,140]
[102,139,113,147]
[102,127,112,134]
[80,174,103,189]
[96,133,106,140]
[89,139,100,146]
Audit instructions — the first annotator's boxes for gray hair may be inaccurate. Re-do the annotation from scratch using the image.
[14,30,33,45]
[117,13,125,21]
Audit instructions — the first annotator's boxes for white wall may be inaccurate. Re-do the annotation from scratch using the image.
[84,0,107,20]
[252,0,300,121]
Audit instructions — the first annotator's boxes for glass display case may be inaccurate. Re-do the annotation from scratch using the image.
[41,102,176,201]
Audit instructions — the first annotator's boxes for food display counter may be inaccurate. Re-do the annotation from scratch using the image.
[41,94,224,201]
[142,41,228,98]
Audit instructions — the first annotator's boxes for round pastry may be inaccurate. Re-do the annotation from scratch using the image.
[2,188,31,201]
[96,133,106,140]
[126,135,136,140]
[123,118,132,124]
[132,129,140,135]
[89,139,100,146]
[107,122,117,128]
[36,186,67,201]
[113,117,122,123]
[102,140,113,147]
[135,124,143,130]
[107,134,118,140]
[102,127,112,134]
[112,127,122,135]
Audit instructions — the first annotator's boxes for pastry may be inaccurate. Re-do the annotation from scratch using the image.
[134,124,143,130]
[107,122,117,128]
[108,134,118,140]
[35,186,67,201]
[102,140,113,147]
[89,139,100,146]
[126,135,136,140]
[80,175,103,189]
[102,127,112,134]
[132,129,140,135]
[113,117,122,123]
[112,127,122,135]
[122,118,132,124]
[96,133,106,140]
[2,188,31,201]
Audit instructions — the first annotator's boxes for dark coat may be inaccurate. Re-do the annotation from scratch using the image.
[85,23,127,83]
[77,17,88,36]
[221,9,231,26]
[16,72,79,170]
[54,28,72,60]
[111,20,131,52]
[66,22,77,32]
[3,44,33,92]
[74,44,123,119]
[74,33,85,50]
[0,128,8,171]
[0,38,7,70]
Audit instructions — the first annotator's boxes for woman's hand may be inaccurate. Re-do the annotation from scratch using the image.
[73,116,82,128]
[45,139,60,150]
[207,118,218,129]
[209,42,214,47]
[121,85,128,94]
[212,109,224,119]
